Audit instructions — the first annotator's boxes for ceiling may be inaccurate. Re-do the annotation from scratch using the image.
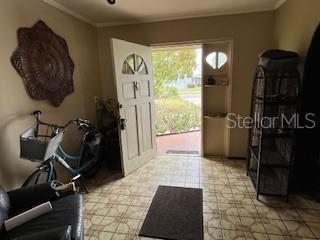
[44,0,286,27]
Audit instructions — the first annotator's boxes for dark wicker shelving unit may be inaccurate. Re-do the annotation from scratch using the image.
[247,65,300,201]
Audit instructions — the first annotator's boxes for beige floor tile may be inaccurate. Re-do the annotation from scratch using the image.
[218,203,239,216]
[262,219,289,235]
[83,155,320,240]
[112,233,135,240]
[84,214,105,230]
[306,221,320,238]
[214,185,233,194]
[100,216,121,232]
[92,202,112,216]
[86,193,105,203]
[283,220,314,238]
[256,206,282,220]
[291,238,314,240]
[277,208,302,221]
[216,193,235,204]
[116,218,141,235]
[237,204,259,218]
[131,196,151,207]
[240,217,266,233]
[233,195,255,205]
[245,231,269,240]
[203,201,219,214]
[297,209,320,222]
[204,213,221,228]
[107,205,129,217]
[268,234,292,240]
[205,227,223,239]
[90,231,114,240]
[123,206,146,219]
[204,192,218,202]
[221,229,246,240]
[84,229,94,239]
[231,186,248,195]
[220,215,243,231]
[84,202,98,215]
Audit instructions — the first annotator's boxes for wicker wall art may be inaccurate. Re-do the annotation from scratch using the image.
[11,20,74,107]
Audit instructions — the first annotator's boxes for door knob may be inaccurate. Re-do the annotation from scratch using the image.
[120,118,127,130]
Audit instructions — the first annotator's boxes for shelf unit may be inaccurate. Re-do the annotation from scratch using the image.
[202,41,232,157]
[204,84,228,88]
[247,65,300,201]
[204,112,227,119]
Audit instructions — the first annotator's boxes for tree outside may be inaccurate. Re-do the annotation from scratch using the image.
[153,48,201,135]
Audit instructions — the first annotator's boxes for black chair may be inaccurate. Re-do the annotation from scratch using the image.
[0,183,83,240]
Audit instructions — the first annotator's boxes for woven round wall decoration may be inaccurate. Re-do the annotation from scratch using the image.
[11,20,74,107]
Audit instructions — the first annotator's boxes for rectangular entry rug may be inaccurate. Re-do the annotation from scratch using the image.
[139,186,203,240]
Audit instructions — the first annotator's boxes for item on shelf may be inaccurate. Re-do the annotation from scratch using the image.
[247,49,300,201]
[4,201,52,231]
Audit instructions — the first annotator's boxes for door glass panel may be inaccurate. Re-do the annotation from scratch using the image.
[135,55,143,70]
[218,52,228,69]
[122,62,134,74]
[122,54,148,75]
[206,51,228,70]
[127,54,135,72]
[137,62,148,74]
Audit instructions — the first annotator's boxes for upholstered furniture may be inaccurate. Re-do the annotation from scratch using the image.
[0,183,83,240]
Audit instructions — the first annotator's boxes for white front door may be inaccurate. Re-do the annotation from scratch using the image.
[111,39,156,176]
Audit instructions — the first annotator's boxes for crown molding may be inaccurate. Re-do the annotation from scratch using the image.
[274,0,288,9]
[42,0,97,27]
[96,7,275,27]
[43,0,284,28]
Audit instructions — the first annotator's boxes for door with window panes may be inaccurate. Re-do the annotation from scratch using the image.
[111,39,156,176]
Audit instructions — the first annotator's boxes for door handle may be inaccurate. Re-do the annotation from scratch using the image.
[120,118,127,130]
[133,81,139,91]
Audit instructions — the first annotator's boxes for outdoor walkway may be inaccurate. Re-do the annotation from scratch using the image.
[156,131,201,155]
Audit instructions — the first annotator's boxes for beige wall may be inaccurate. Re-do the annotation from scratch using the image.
[0,0,101,189]
[274,0,320,58]
[5,1,311,188]
[98,11,274,158]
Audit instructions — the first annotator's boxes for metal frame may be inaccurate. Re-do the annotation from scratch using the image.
[247,66,300,201]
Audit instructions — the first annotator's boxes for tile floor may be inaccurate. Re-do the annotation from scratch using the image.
[83,155,320,240]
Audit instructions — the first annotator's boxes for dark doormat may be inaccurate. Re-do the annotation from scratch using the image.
[166,150,199,155]
[139,186,203,240]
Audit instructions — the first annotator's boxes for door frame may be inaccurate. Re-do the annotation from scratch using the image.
[151,38,234,157]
